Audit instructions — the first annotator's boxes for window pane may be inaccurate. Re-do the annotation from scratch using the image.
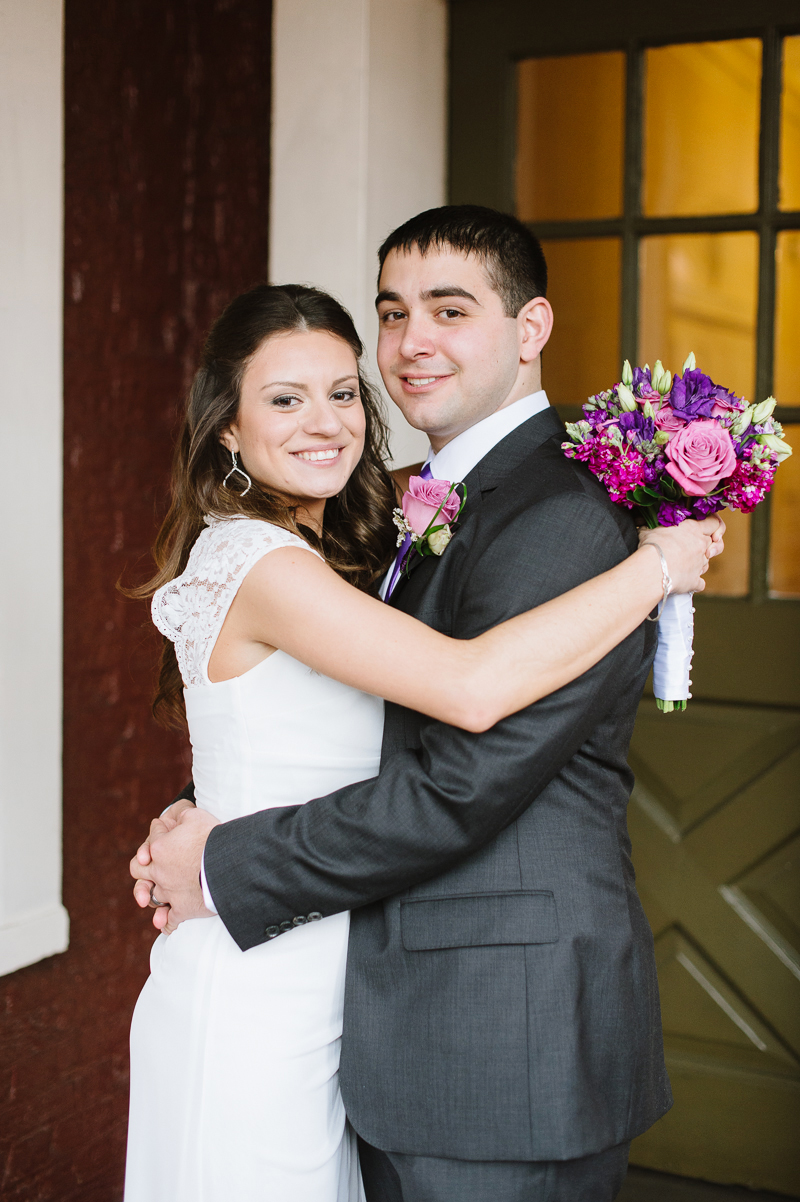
[769,424,800,599]
[703,507,750,598]
[775,231,800,408]
[639,232,758,401]
[516,52,624,222]
[643,40,761,217]
[540,238,621,409]
[779,36,800,211]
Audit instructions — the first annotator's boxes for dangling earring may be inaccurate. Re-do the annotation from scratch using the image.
[223,450,252,497]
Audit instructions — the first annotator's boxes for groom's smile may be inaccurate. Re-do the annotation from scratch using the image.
[400,373,453,392]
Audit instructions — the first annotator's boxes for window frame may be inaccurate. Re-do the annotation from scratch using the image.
[510,30,800,603]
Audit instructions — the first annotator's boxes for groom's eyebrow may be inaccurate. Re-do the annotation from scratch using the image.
[421,286,481,305]
[375,286,481,307]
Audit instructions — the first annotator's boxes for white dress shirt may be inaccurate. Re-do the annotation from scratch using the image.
[201,388,552,911]
[379,389,551,599]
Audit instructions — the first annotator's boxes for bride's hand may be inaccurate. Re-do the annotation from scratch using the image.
[639,515,725,595]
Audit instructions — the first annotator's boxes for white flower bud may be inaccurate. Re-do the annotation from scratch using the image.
[617,383,637,411]
[751,397,777,425]
[682,351,696,373]
[565,420,590,443]
[622,360,633,387]
[643,400,655,419]
[651,360,665,391]
[730,408,752,436]
[427,526,452,556]
[659,370,672,396]
[757,434,793,460]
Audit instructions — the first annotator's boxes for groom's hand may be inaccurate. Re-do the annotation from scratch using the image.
[130,807,220,933]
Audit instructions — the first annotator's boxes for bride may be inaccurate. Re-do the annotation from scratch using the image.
[124,283,719,1201]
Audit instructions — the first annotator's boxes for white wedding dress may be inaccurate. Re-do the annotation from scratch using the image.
[125,516,383,1202]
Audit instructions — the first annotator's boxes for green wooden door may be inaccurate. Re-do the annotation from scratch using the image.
[450,1,800,1192]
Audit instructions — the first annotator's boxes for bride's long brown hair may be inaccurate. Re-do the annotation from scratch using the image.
[128,283,397,729]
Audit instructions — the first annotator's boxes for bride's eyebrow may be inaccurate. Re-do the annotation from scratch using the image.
[261,375,358,391]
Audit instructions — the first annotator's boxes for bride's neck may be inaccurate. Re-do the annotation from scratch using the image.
[295,499,325,535]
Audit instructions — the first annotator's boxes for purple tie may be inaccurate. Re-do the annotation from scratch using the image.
[384,460,433,601]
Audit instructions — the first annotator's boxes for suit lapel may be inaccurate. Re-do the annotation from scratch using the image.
[388,407,566,607]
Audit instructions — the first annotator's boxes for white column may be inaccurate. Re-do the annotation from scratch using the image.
[270,0,447,467]
[0,0,68,974]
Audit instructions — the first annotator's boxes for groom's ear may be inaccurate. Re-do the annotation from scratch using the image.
[517,296,553,364]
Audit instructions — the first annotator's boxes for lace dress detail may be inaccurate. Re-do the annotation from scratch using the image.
[151,516,321,688]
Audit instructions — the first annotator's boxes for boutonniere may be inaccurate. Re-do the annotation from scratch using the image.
[392,475,467,562]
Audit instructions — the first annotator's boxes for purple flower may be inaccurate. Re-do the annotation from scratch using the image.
[632,366,660,401]
[619,410,656,443]
[691,495,725,519]
[657,501,693,526]
[670,369,736,421]
[566,434,647,506]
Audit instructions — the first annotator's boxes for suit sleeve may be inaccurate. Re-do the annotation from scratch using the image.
[204,490,646,951]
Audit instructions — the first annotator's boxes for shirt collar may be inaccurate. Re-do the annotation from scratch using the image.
[425,390,551,483]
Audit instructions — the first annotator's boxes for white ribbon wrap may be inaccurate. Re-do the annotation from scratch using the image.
[653,592,694,703]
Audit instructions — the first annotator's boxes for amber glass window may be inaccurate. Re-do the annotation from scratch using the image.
[515,34,800,601]
[643,41,761,217]
[516,53,625,222]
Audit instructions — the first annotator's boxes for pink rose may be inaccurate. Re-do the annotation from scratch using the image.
[664,419,738,496]
[402,475,461,536]
[653,403,686,435]
[711,395,745,420]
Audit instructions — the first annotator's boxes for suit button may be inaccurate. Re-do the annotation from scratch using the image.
[265,926,280,938]
[308,912,322,922]
[292,915,307,926]
[279,920,293,932]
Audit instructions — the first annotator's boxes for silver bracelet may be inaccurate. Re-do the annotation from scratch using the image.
[642,541,673,622]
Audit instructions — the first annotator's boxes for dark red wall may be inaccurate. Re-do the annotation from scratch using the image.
[0,3,270,1197]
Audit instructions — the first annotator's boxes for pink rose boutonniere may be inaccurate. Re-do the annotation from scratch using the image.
[393,475,466,561]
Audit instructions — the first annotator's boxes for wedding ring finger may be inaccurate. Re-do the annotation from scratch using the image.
[148,884,170,909]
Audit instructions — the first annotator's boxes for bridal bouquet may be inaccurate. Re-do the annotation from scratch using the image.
[562,354,792,711]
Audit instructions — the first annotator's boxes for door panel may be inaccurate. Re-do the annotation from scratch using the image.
[629,701,800,1192]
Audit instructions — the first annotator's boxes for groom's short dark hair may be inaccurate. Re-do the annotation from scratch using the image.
[377,205,547,317]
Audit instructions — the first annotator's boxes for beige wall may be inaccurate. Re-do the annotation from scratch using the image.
[0,0,67,974]
[270,0,447,467]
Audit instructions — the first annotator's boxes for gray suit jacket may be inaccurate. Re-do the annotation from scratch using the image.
[204,408,672,1161]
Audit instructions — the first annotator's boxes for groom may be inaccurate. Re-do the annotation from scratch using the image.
[134,206,675,1199]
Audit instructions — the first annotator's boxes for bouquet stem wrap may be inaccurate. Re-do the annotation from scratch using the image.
[653,592,694,712]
